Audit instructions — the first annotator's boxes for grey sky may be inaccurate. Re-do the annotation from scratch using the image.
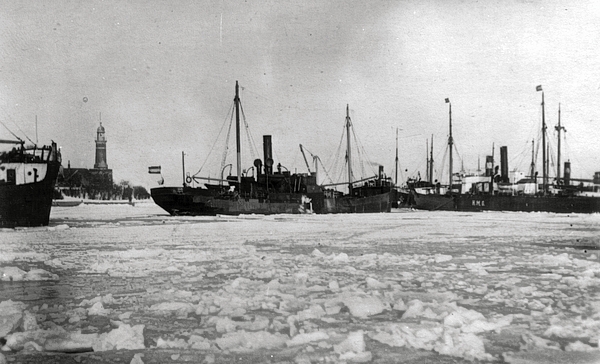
[1,0,599,187]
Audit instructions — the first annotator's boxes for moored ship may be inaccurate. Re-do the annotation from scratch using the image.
[411,87,600,214]
[151,82,395,216]
[0,140,62,227]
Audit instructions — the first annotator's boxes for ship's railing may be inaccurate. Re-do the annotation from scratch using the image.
[0,143,59,163]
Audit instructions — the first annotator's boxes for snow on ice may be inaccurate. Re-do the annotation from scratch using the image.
[0,202,599,363]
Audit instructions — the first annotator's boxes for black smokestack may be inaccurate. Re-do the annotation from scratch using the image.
[500,146,509,183]
[263,135,273,175]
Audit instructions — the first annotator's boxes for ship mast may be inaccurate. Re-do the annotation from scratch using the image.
[555,104,565,184]
[445,98,453,191]
[530,139,535,180]
[395,128,398,186]
[429,134,434,183]
[346,104,353,195]
[537,85,546,193]
[426,138,429,182]
[234,81,242,186]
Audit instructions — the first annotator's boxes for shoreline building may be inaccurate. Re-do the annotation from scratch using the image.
[58,122,114,199]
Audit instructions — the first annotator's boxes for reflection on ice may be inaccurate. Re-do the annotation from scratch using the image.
[0,202,599,363]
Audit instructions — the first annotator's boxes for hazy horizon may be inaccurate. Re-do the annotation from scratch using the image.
[2,0,600,188]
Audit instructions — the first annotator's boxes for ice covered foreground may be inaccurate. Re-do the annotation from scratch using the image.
[1,203,600,363]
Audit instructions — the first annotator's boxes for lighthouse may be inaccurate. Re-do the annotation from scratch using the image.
[94,122,108,169]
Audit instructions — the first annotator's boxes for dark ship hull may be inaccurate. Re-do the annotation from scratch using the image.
[151,186,312,216]
[0,142,61,228]
[151,187,395,216]
[412,192,600,214]
[150,83,395,217]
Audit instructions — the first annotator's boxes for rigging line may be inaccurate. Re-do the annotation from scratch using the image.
[220,108,234,173]
[326,123,347,183]
[7,116,35,145]
[452,143,462,173]
[0,120,23,142]
[239,101,260,161]
[193,100,234,176]
[316,156,335,185]
[439,146,448,183]
[350,120,378,177]
[350,125,369,179]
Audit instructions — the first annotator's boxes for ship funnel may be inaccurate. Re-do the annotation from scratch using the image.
[564,161,571,186]
[263,135,273,175]
[500,146,509,183]
[485,156,493,177]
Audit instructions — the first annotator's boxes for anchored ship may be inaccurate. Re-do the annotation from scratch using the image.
[411,87,600,213]
[0,140,62,227]
[151,82,394,216]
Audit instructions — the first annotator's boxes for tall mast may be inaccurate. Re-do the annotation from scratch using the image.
[426,138,429,182]
[429,134,434,183]
[182,151,186,187]
[555,103,565,183]
[445,98,453,190]
[395,128,398,186]
[530,139,535,179]
[346,104,353,195]
[537,85,546,193]
[235,81,242,186]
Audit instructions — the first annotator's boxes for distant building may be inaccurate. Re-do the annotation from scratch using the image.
[94,122,108,169]
[57,122,114,199]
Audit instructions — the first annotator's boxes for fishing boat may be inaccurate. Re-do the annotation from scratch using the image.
[0,140,62,227]
[150,82,394,216]
[411,87,600,213]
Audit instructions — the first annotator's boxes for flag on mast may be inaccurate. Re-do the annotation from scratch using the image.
[536,85,542,92]
[148,166,161,174]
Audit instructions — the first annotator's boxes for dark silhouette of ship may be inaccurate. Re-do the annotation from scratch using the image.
[150,81,395,216]
[410,87,600,213]
[0,140,62,227]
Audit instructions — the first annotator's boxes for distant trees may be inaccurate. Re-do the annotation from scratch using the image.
[58,169,151,200]
[133,185,150,199]
[111,180,150,200]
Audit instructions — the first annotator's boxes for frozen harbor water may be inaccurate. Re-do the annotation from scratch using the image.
[1,202,599,363]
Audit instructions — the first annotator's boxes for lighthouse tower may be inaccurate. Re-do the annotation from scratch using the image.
[94,122,108,169]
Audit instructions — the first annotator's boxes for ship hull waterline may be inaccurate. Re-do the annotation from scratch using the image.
[0,162,61,228]
[151,187,394,215]
[412,192,600,214]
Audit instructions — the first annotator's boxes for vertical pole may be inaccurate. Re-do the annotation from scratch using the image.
[555,104,565,184]
[182,151,186,187]
[429,135,434,184]
[395,128,398,186]
[446,99,453,191]
[235,81,242,186]
[426,138,429,183]
[541,91,546,193]
[530,139,535,179]
[346,104,353,195]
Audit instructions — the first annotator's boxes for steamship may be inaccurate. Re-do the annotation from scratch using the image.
[150,81,395,216]
[0,140,62,227]
[411,87,600,214]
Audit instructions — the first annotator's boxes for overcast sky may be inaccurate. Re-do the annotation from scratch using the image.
[2,0,600,188]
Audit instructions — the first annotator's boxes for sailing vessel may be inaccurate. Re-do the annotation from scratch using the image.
[150,83,394,216]
[0,140,62,227]
[411,87,600,213]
